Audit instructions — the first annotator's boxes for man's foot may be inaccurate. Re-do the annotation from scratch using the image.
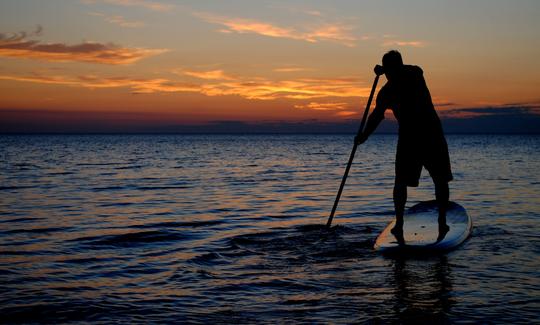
[436,224,450,243]
[391,226,405,245]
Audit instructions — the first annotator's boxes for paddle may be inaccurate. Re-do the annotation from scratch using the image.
[326,69,382,229]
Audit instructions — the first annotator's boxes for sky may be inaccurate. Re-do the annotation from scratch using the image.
[0,0,539,133]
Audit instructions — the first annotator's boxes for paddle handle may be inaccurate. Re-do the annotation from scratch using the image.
[326,74,380,228]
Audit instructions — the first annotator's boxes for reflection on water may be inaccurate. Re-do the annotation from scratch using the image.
[0,134,539,323]
[390,256,453,323]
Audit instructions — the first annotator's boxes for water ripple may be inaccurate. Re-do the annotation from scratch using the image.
[0,134,538,323]
[72,230,190,248]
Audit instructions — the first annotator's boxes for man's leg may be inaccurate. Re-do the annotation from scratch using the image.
[435,181,450,241]
[392,183,407,239]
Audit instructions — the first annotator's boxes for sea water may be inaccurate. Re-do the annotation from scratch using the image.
[0,134,538,323]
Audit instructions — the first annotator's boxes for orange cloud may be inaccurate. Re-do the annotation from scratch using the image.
[335,111,357,117]
[0,71,370,100]
[0,74,200,94]
[182,69,236,80]
[82,0,173,12]
[0,30,167,64]
[382,40,426,47]
[294,102,349,111]
[273,67,311,73]
[306,25,356,46]
[203,78,370,100]
[89,12,145,28]
[194,12,357,47]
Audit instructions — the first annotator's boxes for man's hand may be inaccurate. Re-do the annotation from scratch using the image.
[354,133,368,145]
[374,64,385,76]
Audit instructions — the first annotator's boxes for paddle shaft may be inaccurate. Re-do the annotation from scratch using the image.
[326,74,380,228]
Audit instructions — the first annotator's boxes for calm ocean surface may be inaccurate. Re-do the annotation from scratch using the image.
[0,134,539,323]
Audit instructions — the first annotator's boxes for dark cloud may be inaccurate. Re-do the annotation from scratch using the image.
[0,28,167,65]
[441,103,540,134]
[455,104,540,116]
[33,25,43,36]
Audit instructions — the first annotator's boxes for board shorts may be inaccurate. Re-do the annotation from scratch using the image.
[395,135,453,187]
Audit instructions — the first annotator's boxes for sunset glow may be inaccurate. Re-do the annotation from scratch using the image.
[1,0,539,132]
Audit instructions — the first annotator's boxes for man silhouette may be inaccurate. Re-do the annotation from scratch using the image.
[356,50,453,243]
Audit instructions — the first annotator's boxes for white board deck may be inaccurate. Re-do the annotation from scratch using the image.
[374,201,472,252]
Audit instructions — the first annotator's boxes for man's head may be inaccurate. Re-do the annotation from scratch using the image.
[382,50,403,81]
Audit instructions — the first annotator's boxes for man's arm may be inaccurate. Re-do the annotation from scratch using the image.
[355,89,387,145]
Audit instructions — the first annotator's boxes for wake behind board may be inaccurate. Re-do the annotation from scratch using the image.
[374,201,472,253]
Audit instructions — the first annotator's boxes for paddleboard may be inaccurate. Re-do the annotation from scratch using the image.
[374,200,472,252]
